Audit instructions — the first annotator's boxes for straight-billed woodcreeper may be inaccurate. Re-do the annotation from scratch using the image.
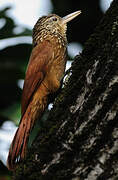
[7,10,81,170]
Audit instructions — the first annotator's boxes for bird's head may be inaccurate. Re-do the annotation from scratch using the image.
[33,11,81,45]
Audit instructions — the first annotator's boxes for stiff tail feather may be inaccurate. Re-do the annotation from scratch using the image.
[7,113,32,170]
[7,93,48,170]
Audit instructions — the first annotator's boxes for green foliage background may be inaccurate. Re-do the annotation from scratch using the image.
[0,0,103,178]
[0,7,32,124]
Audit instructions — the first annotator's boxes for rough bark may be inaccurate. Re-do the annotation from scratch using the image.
[13,0,118,179]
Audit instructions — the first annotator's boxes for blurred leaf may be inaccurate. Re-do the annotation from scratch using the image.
[0,102,21,123]
[0,6,32,39]
[0,6,15,39]
[0,6,32,122]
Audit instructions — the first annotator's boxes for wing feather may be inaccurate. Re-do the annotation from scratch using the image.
[21,40,53,116]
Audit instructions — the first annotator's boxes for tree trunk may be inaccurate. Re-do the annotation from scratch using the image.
[13,0,118,179]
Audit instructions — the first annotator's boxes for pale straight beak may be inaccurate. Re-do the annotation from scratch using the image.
[62,10,81,24]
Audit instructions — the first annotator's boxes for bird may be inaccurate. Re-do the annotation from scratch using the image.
[7,10,81,170]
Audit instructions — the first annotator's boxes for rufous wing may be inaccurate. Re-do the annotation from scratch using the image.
[21,40,54,116]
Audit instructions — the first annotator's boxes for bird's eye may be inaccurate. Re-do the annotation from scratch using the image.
[52,17,57,21]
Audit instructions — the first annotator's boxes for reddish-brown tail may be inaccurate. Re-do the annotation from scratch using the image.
[7,88,48,170]
[7,112,33,170]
